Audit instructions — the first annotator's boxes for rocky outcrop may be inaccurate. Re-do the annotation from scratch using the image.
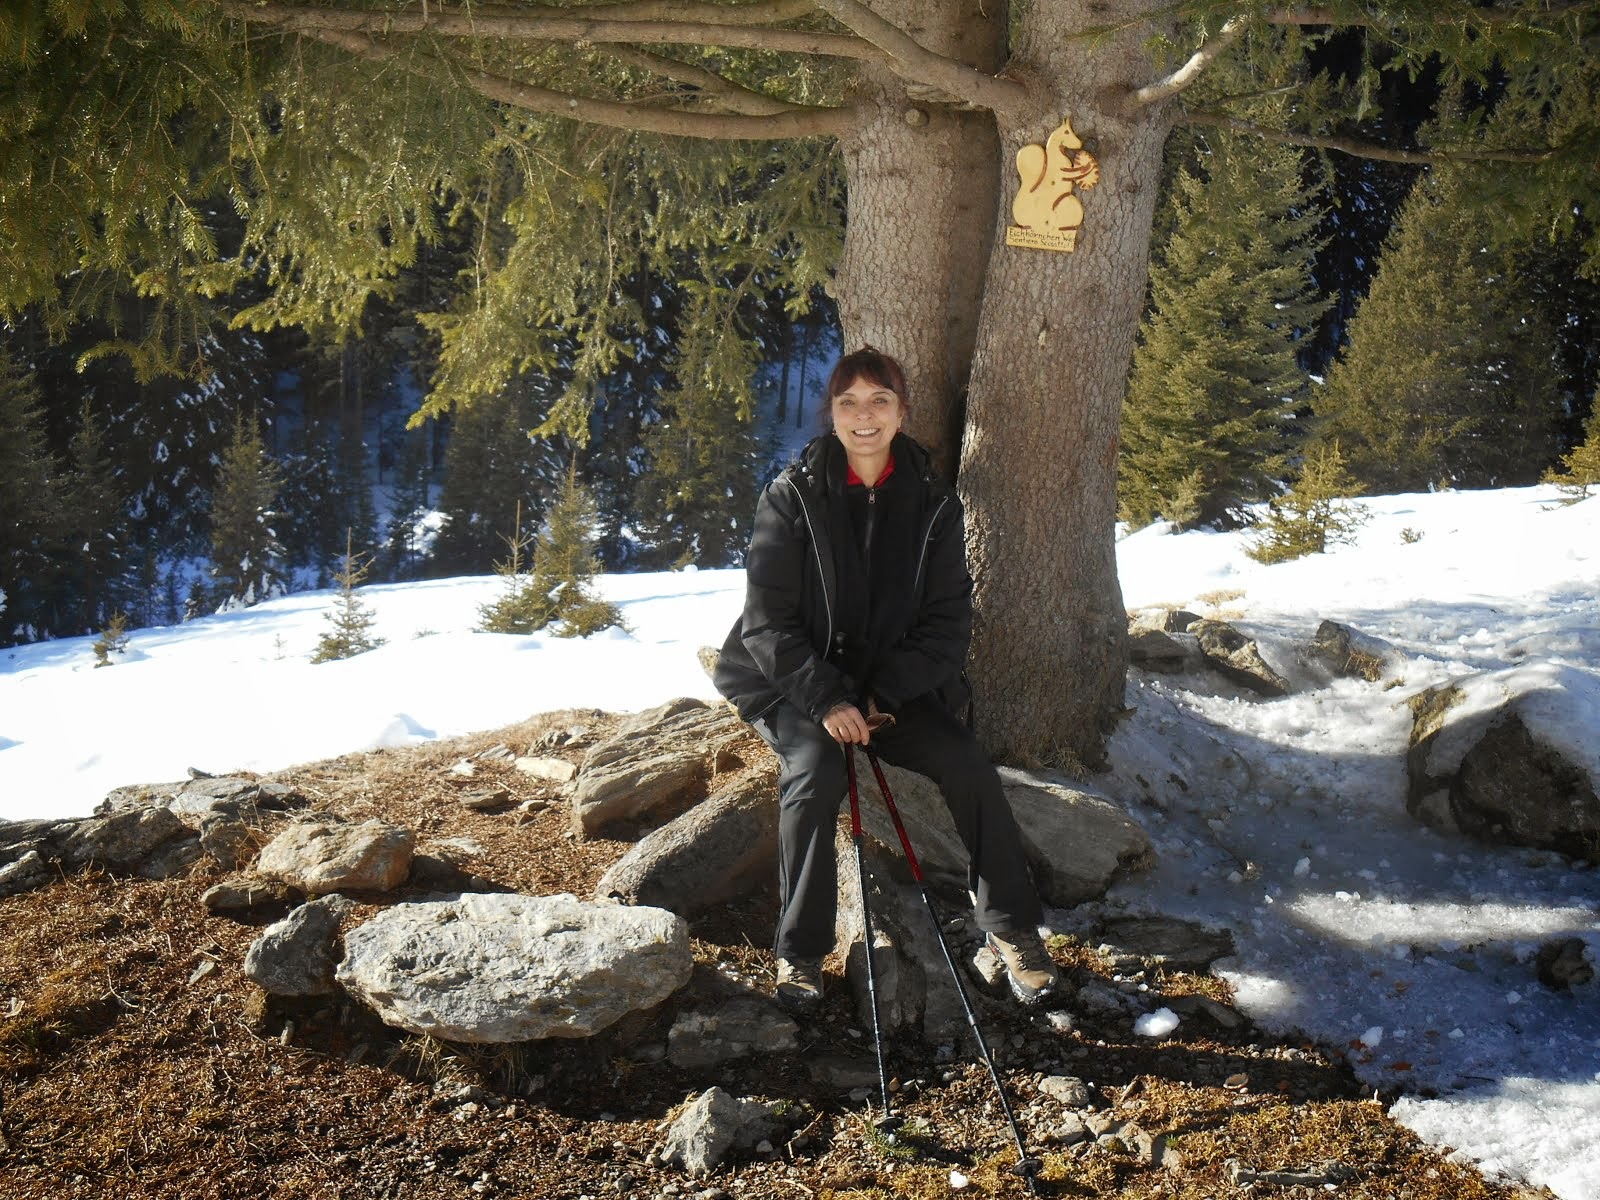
[335,893,692,1043]
[666,998,798,1069]
[659,1087,784,1176]
[244,895,356,996]
[594,775,777,913]
[1191,619,1290,697]
[1406,665,1599,854]
[1308,620,1401,683]
[255,817,415,893]
[569,698,748,837]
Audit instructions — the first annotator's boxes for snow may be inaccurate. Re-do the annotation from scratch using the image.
[2,483,1598,1197]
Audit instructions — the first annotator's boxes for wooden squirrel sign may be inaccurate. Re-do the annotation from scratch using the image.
[1007,119,1101,253]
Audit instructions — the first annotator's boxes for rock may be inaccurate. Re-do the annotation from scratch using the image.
[255,817,415,892]
[335,893,692,1043]
[594,775,777,915]
[660,1087,777,1176]
[1165,992,1247,1029]
[1127,628,1189,672]
[1045,1114,1088,1146]
[1038,1075,1091,1106]
[1406,667,1600,853]
[1094,915,1235,970]
[200,876,299,915]
[667,999,798,1069]
[850,763,1152,909]
[696,645,721,678]
[1307,620,1400,682]
[59,806,192,872]
[96,775,304,820]
[458,788,511,812]
[807,1052,882,1089]
[0,849,49,898]
[1191,619,1290,697]
[569,700,747,837]
[514,756,577,784]
[244,896,355,996]
[1535,938,1594,990]
[199,816,256,871]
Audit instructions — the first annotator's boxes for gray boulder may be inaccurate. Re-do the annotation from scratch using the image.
[59,806,193,873]
[660,1087,779,1176]
[1407,667,1599,854]
[570,699,748,837]
[594,775,777,913]
[244,895,355,996]
[97,775,303,820]
[1191,619,1290,696]
[851,762,1152,908]
[666,998,798,1069]
[1127,627,1190,672]
[255,817,415,893]
[0,849,49,898]
[335,893,692,1043]
[1308,620,1401,683]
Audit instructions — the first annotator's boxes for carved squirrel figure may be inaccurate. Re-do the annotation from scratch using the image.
[1011,120,1101,235]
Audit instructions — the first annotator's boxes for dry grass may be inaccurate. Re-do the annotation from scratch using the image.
[0,712,1556,1200]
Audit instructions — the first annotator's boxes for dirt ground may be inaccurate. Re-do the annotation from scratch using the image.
[0,710,1556,1200]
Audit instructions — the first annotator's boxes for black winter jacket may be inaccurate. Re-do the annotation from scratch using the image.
[713,432,974,726]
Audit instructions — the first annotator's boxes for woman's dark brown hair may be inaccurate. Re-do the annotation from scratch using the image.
[825,345,908,406]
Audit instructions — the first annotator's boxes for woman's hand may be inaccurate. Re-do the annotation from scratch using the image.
[822,702,872,744]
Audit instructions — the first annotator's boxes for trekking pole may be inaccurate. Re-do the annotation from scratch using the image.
[844,745,901,1135]
[863,748,1042,1191]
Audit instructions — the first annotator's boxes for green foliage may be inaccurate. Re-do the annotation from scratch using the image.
[1120,131,1329,529]
[311,532,385,663]
[92,612,131,667]
[384,433,435,581]
[1313,166,1567,491]
[1247,442,1370,564]
[478,472,625,638]
[1543,400,1600,501]
[0,349,63,644]
[635,297,764,568]
[208,412,286,611]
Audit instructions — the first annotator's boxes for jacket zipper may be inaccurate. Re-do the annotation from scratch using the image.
[912,494,950,597]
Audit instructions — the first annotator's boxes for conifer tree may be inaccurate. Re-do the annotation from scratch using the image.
[311,531,385,662]
[384,433,434,580]
[92,612,131,667]
[1314,166,1566,492]
[636,315,763,568]
[57,402,129,634]
[0,349,63,645]
[534,468,625,637]
[1544,398,1600,501]
[209,412,287,611]
[1120,132,1327,530]
[1247,442,1370,564]
[476,500,553,635]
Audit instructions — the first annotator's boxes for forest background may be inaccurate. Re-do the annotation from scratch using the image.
[2,1,1599,703]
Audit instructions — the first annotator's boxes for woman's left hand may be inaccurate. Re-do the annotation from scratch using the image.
[821,702,872,744]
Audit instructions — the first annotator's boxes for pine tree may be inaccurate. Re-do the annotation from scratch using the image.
[476,500,555,634]
[1544,397,1600,501]
[1314,166,1567,492]
[209,412,287,611]
[311,531,385,662]
[636,315,763,568]
[1120,133,1328,530]
[1247,442,1370,564]
[57,402,129,634]
[92,612,131,667]
[534,468,625,638]
[383,432,434,580]
[0,348,63,645]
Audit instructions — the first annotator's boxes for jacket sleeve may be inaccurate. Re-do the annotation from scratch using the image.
[738,479,855,724]
[868,493,974,711]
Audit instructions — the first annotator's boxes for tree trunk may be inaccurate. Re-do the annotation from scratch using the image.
[961,1,1174,767]
[832,0,1005,480]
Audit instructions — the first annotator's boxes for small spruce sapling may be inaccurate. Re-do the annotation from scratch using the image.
[92,612,131,667]
[1543,406,1600,502]
[1247,442,1370,564]
[535,468,626,638]
[477,500,556,634]
[311,531,385,663]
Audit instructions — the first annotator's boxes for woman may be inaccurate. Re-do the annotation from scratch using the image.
[714,346,1059,1013]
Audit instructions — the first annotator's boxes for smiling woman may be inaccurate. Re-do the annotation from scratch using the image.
[712,345,1059,1014]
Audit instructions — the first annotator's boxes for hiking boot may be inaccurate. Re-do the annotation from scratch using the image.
[774,957,824,1014]
[987,929,1060,1004]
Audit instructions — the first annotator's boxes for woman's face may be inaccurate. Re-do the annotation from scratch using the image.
[830,375,905,459]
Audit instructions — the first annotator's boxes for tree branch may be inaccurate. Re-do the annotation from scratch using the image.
[809,0,1029,116]
[303,26,856,140]
[1130,16,1244,108]
[216,0,880,62]
[1261,3,1600,29]
[1183,110,1567,164]
[596,44,800,116]
[458,0,820,25]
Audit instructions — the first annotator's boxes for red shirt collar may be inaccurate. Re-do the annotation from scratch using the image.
[845,455,895,488]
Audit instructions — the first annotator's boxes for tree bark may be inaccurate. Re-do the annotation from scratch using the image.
[831,0,1005,479]
[959,1,1174,767]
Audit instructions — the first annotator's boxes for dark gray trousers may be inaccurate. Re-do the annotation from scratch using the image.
[752,696,1042,961]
